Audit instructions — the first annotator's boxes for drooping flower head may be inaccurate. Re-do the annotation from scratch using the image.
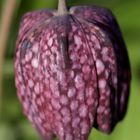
[15,0,131,140]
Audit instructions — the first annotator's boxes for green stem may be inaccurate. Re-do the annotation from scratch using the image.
[0,0,17,118]
[57,0,68,15]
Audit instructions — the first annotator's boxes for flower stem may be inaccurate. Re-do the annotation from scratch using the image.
[57,0,68,15]
[0,0,17,118]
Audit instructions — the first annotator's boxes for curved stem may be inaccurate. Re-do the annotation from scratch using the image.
[0,0,17,118]
[57,0,68,15]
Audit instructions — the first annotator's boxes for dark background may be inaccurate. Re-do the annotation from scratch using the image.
[0,0,140,140]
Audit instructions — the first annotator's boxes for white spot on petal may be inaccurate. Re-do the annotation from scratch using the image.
[104,109,110,115]
[80,55,87,64]
[63,116,71,124]
[113,77,117,84]
[58,126,64,137]
[72,117,80,128]
[51,98,61,110]
[91,35,96,42]
[65,134,73,140]
[102,47,108,55]
[79,104,88,118]
[32,44,39,53]
[102,124,108,131]
[74,74,85,89]
[80,120,89,134]
[87,98,95,106]
[60,95,69,105]
[25,51,32,62]
[82,65,91,74]
[31,58,39,68]
[48,38,53,46]
[28,79,34,88]
[96,59,105,74]
[61,107,70,116]
[68,87,76,98]
[34,82,40,94]
[97,106,105,114]
[70,52,78,61]
[74,35,82,46]
[36,98,42,106]
[72,25,77,32]
[70,100,79,111]
[99,79,106,89]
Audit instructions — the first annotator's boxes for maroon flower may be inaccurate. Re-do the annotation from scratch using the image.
[14,0,131,140]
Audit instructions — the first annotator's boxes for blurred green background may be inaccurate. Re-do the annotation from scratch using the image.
[0,0,140,140]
